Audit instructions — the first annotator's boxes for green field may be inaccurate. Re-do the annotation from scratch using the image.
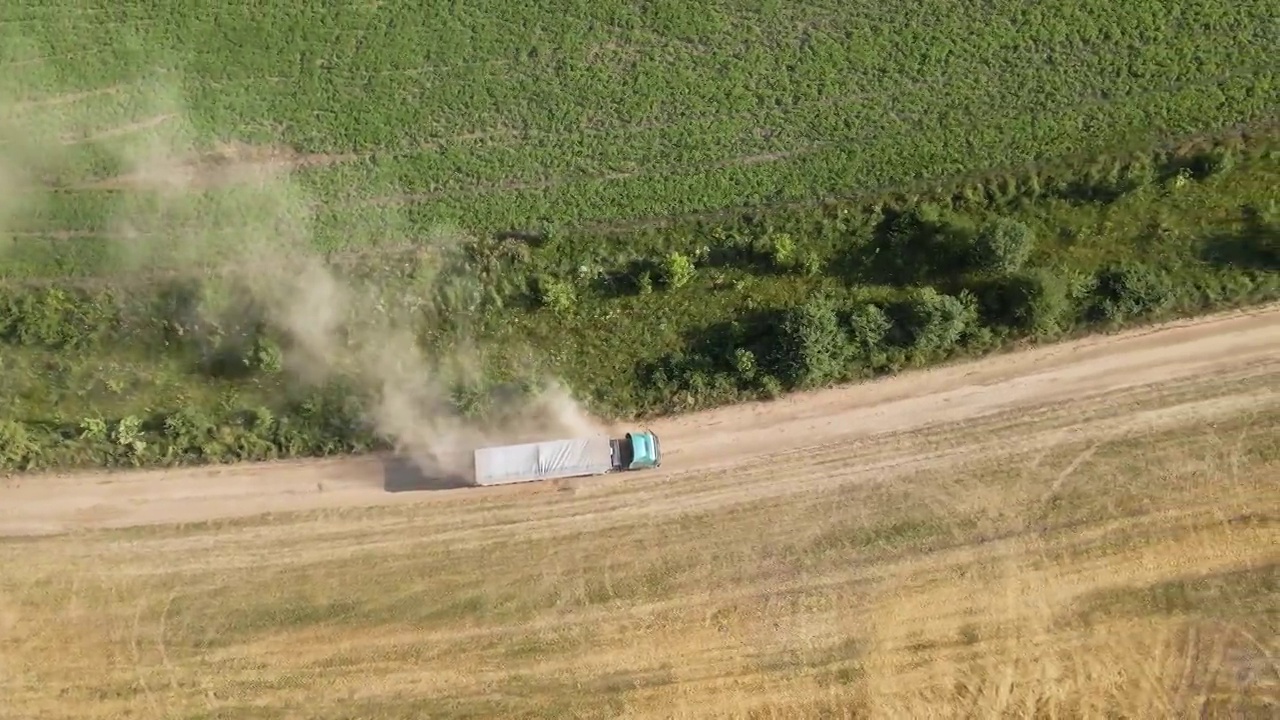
[0,1,1278,471]
[3,1,1277,249]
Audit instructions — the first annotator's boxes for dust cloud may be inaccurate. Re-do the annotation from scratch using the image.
[0,55,606,481]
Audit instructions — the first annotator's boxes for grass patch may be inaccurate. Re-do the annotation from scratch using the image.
[1074,563,1280,626]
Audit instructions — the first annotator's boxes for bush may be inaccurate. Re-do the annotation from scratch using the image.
[972,270,1071,335]
[0,287,119,349]
[640,350,741,413]
[0,396,388,473]
[864,205,974,285]
[536,275,577,314]
[797,249,824,277]
[253,336,285,374]
[843,303,893,367]
[971,218,1035,274]
[768,232,797,269]
[1088,263,1175,322]
[0,420,39,470]
[777,294,850,388]
[1188,147,1236,179]
[732,348,758,380]
[887,288,977,357]
[662,251,696,289]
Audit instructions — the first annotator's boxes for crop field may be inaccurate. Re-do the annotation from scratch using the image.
[1,1,1277,255]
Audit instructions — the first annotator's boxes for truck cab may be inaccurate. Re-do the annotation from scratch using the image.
[610,430,662,471]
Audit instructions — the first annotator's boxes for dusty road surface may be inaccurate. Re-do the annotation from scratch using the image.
[1,303,1277,537]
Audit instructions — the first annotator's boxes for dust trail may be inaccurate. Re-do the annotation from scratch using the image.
[0,43,605,480]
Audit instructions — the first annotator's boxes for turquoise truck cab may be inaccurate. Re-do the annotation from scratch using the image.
[610,430,662,471]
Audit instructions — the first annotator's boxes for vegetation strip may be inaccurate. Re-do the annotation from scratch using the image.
[2,132,1278,473]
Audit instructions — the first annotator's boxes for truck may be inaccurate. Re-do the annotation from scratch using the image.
[471,430,661,486]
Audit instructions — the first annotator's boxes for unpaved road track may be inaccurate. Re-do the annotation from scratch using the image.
[2,304,1277,537]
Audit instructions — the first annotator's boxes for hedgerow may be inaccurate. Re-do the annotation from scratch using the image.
[1,134,1279,473]
[2,393,383,472]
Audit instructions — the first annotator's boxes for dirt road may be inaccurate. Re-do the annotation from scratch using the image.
[2,304,1277,537]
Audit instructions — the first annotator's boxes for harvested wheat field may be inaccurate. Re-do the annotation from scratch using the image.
[2,305,1279,719]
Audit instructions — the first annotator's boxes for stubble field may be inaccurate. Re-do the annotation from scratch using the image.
[2,305,1278,718]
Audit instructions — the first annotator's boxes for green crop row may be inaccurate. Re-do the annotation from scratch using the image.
[2,124,1273,287]
[7,73,1273,245]
[2,133,1277,473]
[6,1,1272,150]
[2,1,1276,245]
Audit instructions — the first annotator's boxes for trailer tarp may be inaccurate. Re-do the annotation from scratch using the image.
[473,436,614,486]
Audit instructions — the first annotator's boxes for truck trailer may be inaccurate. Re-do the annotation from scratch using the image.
[472,430,661,486]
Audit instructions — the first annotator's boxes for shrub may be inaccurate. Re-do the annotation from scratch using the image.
[642,350,742,413]
[253,336,284,374]
[732,348,758,380]
[1188,147,1236,179]
[0,420,39,470]
[776,294,850,388]
[798,249,824,277]
[759,374,784,399]
[972,269,1071,335]
[161,408,215,459]
[760,230,822,276]
[112,415,148,458]
[78,417,109,443]
[865,205,973,285]
[662,251,696,289]
[843,303,892,366]
[768,232,797,269]
[0,287,117,349]
[971,218,1035,274]
[887,288,977,357]
[1088,263,1174,322]
[536,275,577,314]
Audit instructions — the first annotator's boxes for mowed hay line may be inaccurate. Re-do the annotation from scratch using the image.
[1,372,1278,718]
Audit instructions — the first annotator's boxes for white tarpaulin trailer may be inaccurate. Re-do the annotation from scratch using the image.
[472,436,617,486]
